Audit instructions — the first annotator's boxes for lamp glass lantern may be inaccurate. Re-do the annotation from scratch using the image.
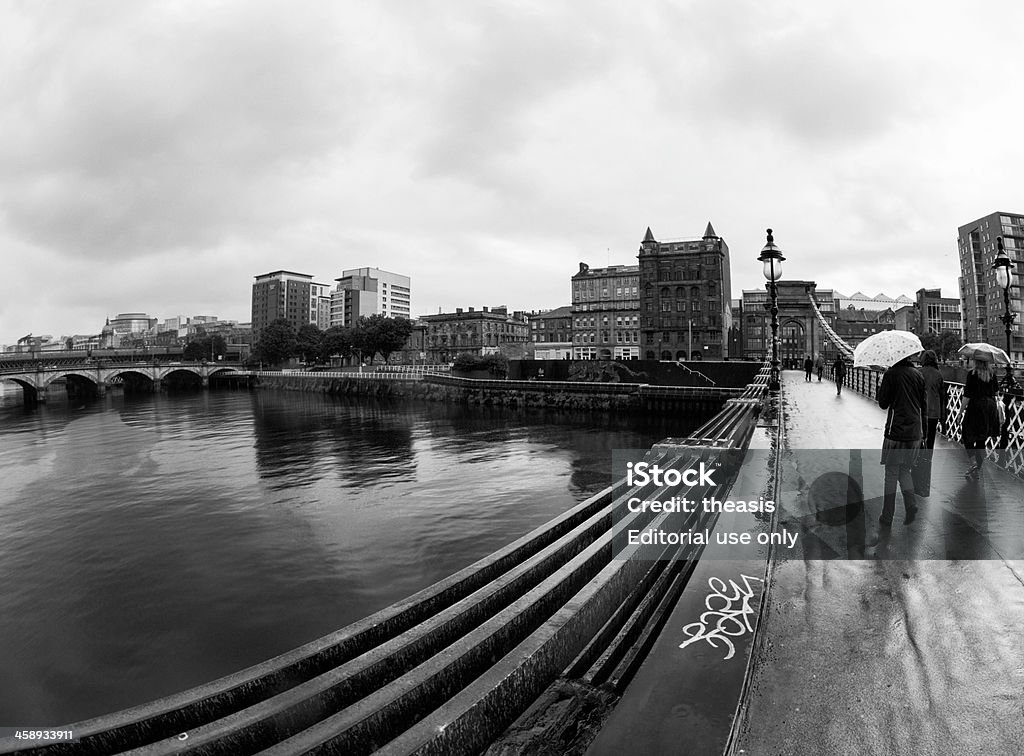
[993,237,1012,291]
[759,231,785,282]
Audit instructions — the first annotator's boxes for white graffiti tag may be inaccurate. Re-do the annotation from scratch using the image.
[678,574,764,660]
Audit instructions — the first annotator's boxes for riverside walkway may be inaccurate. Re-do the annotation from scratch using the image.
[725,370,1024,756]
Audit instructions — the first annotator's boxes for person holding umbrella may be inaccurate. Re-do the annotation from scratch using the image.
[876,355,925,525]
[855,330,926,526]
[960,351,1001,480]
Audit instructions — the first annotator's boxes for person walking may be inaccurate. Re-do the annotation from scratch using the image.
[961,352,1000,480]
[804,355,813,382]
[919,350,946,449]
[815,354,824,382]
[877,355,925,526]
[834,356,847,395]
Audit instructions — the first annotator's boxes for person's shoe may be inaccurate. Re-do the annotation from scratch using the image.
[964,466,979,480]
[904,507,918,526]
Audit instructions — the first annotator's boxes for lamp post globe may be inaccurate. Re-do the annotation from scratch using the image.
[992,236,1018,395]
[758,228,786,392]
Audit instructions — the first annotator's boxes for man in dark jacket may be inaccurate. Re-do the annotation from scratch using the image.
[804,355,813,382]
[876,356,926,526]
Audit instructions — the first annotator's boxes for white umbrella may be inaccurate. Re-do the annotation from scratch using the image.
[957,342,1010,366]
[852,330,923,369]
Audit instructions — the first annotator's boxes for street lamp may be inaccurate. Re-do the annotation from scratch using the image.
[758,228,785,392]
[992,236,1017,388]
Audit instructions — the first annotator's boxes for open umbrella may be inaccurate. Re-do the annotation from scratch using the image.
[853,330,923,369]
[957,342,1010,366]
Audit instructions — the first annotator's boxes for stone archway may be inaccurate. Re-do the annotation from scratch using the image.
[43,372,102,402]
[2,377,39,404]
[780,319,806,369]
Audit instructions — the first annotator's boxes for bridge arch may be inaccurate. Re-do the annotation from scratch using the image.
[42,371,100,389]
[2,377,41,404]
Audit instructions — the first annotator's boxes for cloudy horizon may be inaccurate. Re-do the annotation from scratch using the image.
[2,0,1021,345]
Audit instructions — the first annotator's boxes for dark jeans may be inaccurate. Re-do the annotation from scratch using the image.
[882,462,917,523]
[805,368,812,381]
[836,375,845,394]
[923,417,939,449]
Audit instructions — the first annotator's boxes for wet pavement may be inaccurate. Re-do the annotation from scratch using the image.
[732,370,1024,756]
[589,369,1024,756]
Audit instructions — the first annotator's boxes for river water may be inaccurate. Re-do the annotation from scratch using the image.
[0,385,696,724]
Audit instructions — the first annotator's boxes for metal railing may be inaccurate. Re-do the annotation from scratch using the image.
[826,363,1024,477]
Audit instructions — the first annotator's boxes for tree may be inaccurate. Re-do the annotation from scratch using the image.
[296,324,324,364]
[254,319,298,365]
[919,331,942,355]
[183,334,227,361]
[938,329,963,362]
[359,315,414,363]
[320,326,354,363]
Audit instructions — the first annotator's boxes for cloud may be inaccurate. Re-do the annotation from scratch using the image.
[0,1,359,258]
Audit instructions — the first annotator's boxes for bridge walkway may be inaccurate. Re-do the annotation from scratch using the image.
[727,370,1024,755]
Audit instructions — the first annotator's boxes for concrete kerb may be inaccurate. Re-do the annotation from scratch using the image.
[723,388,785,756]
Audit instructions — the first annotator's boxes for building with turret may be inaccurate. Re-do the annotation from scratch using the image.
[638,222,732,360]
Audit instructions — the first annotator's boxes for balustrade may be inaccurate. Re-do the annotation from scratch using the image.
[825,363,1024,477]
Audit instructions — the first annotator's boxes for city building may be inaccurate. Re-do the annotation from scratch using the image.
[420,306,529,363]
[905,288,962,338]
[834,307,895,352]
[251,271,314,337]
[311,282,333,330]
[100,312,158,347]
[958,211,1024,360]
[834,291,913,312]
[571,263,640,360]
[637,223,732,360]
[528,306,573,360]
[330,268,411,327]
[739,283,837,366]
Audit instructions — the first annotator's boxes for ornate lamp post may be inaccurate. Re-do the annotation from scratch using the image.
[758,228,785,392]
[992,236,1019,447]
[992,237,1017,387]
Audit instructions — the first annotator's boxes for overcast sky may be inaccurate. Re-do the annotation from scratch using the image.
[2,0,1021,345]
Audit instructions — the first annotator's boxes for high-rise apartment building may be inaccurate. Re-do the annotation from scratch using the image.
[570,264,641,360]
[958,211,1024,360]
[251,270,314,337]
[310,282,332,330]
[638,223,732,360]
[329,268,411,327]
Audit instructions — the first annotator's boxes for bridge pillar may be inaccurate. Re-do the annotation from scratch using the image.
[153,378,163,393]
[201,376,209,389]
[96,382,107,397]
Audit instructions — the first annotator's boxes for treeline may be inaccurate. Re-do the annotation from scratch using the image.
[251,315,414,366]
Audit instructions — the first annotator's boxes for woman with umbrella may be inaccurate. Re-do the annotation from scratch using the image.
[960,349,1002,480]
[855,330,926,525]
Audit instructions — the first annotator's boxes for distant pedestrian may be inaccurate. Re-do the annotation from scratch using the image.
[961,353,1000,480]
[834,356,847,395]
[815,354,824,382]
[804,355,813,382]
[877,355,925,526]
[919,350,946,449]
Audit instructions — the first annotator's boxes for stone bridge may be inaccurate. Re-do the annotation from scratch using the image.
[0,361,244,403]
